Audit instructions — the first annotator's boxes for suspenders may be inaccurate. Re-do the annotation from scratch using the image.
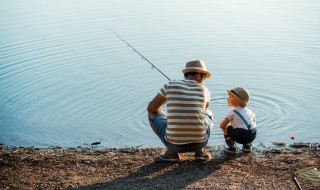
[233,110,252,130]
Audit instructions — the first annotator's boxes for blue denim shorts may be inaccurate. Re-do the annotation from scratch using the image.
[150,112,213,153]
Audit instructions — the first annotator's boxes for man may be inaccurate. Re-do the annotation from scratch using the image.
[147,60,214,161]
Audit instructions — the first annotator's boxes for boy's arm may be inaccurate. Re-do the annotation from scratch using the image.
[220,118,229,129]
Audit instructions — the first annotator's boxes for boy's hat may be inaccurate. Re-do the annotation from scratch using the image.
[227,87,250,107]
[182,60,211,78]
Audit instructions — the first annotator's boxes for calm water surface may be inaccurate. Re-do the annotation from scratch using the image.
[0,0,319,148]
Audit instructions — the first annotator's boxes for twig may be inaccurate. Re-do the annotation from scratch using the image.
[292,173,302,190]
[242,173,250,183]
[272,178,276,189]
[135,144,144,149]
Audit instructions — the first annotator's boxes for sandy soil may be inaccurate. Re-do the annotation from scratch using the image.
[0,143,319,190]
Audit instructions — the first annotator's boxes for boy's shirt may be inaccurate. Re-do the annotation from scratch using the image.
[226,106,256,130]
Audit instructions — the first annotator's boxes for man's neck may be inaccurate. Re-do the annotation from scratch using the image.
[184,75,204,85]
[185,75,196,81]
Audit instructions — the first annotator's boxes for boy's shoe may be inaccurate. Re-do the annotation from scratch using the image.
[242,144,251,153]
[224,145,236,154]
[195,149,212,161]
[155,149,180,162]
[224,137,236,154]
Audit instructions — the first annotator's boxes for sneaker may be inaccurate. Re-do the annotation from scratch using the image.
[224,145,236,154]
[242,144,251,153]
[195,149,212,161]
[155,149,180,162]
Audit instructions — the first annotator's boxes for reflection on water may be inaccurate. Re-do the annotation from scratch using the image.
[0,0,319,148]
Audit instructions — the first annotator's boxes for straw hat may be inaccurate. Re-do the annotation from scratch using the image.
[182,60,211,78]
[227,87,250,107]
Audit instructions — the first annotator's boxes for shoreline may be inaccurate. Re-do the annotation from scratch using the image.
[1,143,319,189]
[0,140,318,150]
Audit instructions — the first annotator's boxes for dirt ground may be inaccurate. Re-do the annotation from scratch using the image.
[0,143,319,190]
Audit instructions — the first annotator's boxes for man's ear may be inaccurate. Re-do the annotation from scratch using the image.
[195,72,201,80]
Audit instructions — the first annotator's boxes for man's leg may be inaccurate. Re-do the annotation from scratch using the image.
[148,111,180,162]
[148,111,166,140]
[148,112,162,138]
[194,113,213,161]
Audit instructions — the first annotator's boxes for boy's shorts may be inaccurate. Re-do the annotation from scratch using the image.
[227,125,257,145]
[150,112,213,153]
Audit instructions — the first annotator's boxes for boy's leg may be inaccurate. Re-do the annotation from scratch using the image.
[220,121,236,153]
[224,125,236,154]
[229,128,256,153]
[242,129,257,153]
[242,144,252,153]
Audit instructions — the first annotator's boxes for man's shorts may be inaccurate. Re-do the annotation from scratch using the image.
[150,112,213,153]
[227,125,257,145]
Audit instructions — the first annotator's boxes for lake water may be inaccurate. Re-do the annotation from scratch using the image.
[0,0,319,148]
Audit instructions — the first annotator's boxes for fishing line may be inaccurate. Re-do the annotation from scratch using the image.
[107,27,171,81]
[210,98,226,101]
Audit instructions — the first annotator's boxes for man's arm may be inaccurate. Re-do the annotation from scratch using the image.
[205,101,210,111]
[147,93,166,113]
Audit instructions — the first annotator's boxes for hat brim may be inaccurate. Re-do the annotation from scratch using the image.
[227,90,247,107]
[182,69,211,78]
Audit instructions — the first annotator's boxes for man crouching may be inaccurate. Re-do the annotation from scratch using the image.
[147,60,214,162]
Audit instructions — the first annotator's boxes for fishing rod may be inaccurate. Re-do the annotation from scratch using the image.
[107,27,171,81]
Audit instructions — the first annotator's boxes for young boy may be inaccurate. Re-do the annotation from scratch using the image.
[220,87,257,153]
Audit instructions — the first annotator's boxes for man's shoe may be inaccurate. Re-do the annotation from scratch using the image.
[155,149,180,162]
[242,144,251,153]
[195,149,212,161]
[224,145,236,154]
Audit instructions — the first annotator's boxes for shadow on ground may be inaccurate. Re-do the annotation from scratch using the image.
[72,151,242,190]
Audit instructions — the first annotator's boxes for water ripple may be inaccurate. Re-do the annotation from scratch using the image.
[1,0,319,147]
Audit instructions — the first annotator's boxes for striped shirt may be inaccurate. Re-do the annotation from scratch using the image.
[159,79,211,144]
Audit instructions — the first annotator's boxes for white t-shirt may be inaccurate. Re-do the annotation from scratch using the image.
[226,106,256,130]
